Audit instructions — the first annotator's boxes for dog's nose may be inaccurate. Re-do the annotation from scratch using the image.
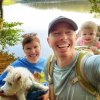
[0,90,4,93]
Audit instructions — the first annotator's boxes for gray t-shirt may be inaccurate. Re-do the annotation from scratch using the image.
[44,52,100,100]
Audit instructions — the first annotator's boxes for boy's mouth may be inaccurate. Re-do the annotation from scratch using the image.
[28,54,37,57]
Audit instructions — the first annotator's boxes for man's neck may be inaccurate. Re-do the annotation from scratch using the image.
[56,51,76,68]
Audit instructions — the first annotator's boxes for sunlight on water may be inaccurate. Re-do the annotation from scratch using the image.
[3,3,100,58]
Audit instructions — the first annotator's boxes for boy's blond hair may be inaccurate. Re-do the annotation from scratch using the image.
[80,21,98,32]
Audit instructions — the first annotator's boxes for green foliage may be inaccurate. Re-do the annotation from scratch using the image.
[3,0,16,5]
[88,0,100,17]
[0,21,23,50]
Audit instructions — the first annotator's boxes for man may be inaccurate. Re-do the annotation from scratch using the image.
[44,16,100,100]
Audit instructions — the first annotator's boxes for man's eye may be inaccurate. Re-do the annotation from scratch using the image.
[66,31,73,35]
[54,32,60,36]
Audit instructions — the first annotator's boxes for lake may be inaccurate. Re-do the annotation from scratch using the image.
[3,2,100,58]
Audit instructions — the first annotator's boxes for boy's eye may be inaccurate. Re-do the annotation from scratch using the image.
[26,48,31,50]
[26,46,38,50]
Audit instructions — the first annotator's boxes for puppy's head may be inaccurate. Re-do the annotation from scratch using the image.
[0,66,22,95]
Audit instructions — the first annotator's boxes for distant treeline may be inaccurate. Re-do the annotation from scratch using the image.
[17,0,87,3]
[16,0,100,4]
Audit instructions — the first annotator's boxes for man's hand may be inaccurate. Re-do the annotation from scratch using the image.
[38,91,49,100]
[42,91,49,100]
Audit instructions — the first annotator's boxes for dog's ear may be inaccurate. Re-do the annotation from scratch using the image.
[14,73,21,82]
[5,66,14,72]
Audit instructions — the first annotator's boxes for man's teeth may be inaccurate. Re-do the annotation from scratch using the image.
[29,54,36,57]
[58,44,70,48]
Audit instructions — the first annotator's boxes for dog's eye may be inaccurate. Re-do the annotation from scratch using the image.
[7,82,12,86]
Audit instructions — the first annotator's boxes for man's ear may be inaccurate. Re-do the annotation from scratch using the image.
[76,34,78,40]
[47,37,51,47]
[47,37,49,44]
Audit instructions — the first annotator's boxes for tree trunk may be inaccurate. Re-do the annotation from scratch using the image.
[0,0,3,18]
[0,0,3,29]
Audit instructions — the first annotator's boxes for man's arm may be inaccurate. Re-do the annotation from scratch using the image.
[83,55,100,86]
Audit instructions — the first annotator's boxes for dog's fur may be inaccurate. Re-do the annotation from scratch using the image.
[0,66,48,100]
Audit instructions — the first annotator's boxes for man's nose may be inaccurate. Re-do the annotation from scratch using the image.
[61,33,68,39]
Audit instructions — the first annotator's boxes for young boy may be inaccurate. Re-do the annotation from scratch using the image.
[77,21,100,53]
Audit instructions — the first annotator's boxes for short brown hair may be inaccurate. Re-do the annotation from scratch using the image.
[22,33,40,49]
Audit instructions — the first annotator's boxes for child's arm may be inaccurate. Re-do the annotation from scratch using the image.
[89,46,97,52]
[90,41,100,54]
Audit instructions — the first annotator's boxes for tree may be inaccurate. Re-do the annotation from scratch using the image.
[0,21,23,50]
[0,0,3,18]
[0,0,23,50]
[88,0,100,16]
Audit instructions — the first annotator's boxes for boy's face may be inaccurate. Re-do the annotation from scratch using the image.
[23,41,41,63]
[47,22,77,57]
[81,28,97,44]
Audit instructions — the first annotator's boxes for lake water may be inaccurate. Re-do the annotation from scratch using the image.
[3,3,100,58]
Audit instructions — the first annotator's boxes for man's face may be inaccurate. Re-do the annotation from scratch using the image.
[47,22,77,57]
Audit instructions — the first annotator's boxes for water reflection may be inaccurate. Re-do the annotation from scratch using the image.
[3,3,100,58]
[27,1,91,12]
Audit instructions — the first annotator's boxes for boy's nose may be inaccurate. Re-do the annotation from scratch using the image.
[32,49,35,53]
